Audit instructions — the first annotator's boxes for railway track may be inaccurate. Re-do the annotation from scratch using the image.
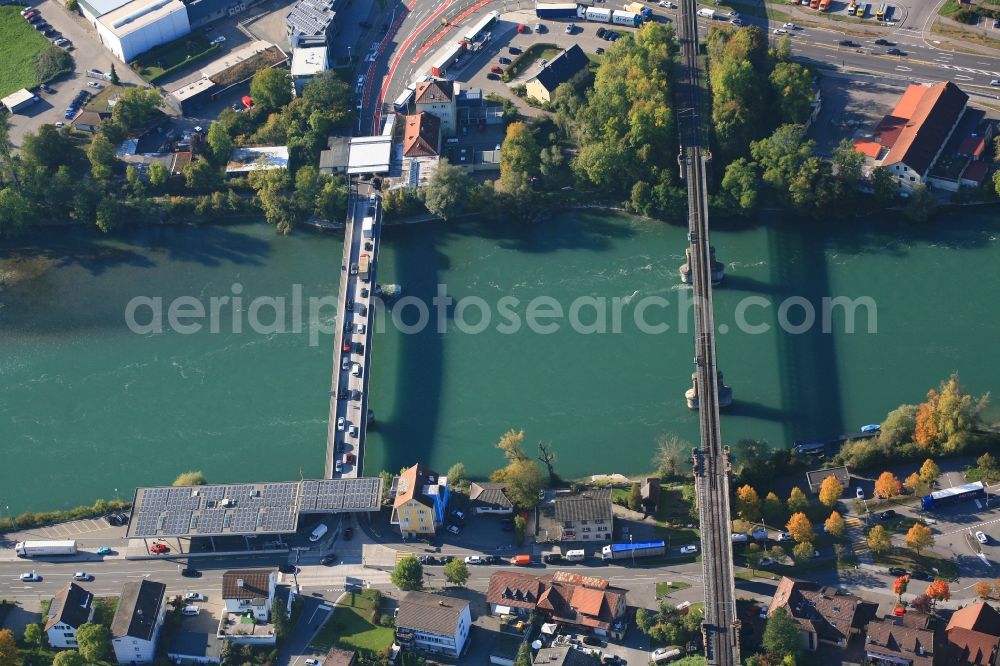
[676,0,741,664]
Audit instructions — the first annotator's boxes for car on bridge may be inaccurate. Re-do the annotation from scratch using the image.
[74,572,93,581]
[20,572,42,582]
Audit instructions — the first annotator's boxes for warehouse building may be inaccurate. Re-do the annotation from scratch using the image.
[96,0,192,62]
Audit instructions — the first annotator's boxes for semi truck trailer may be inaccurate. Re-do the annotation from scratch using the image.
[15,540,78,557]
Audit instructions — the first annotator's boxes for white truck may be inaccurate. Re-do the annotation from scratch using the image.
[15,540,78,558]
[697,7,716,18]
[362,217,374,239]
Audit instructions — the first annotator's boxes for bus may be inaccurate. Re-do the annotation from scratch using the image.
[393,88,414,113]
[921,481,986,511]
[876,3,887,19]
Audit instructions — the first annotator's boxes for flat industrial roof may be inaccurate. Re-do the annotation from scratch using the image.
[98,0,186,38]
[347,135,392,174]
[201,40,275,79]
[1,89,36,109]
[78,0,131,18]
[126,478,383,539]
[168,77,216,102]
[290,46,329,77]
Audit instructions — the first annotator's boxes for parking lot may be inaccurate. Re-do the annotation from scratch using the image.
[5,0,148,146]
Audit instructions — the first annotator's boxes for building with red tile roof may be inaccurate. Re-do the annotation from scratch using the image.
[402,112,441,158]
[486,570,627,638]
[767,577,877,650]
[946,601,1000,665]
[853,81,968,191]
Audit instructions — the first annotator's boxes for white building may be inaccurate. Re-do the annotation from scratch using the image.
[395,591,471,659]
[413,80,458,138]
[290,46,329,95]
[221,569,276,621]
[45,583,94,649]
[95,0,191,62]
[111,580,167,664]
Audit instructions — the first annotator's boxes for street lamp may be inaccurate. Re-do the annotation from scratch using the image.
[629,534,635,566]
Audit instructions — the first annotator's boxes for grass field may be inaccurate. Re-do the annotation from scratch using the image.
[131,32,216,81]
[932,19,1000,50]
[0,6,55,98]
[310,590,394,655]
[875,546,960,581]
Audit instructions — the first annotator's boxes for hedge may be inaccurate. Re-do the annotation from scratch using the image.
[0,498,131,532]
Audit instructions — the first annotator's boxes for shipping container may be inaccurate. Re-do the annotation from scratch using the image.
[535,2,582,19]
[585,6,613,22]
[611,9,641,25]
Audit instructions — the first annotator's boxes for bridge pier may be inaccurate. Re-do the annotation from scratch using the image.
[680,246,725,285]
[685,371,734,409]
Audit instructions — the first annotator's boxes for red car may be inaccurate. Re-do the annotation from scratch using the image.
[517,23,527,33]
[345,453,356,464]
[150,543,169,554]
[490,66,503,74]
[342,342,352,353]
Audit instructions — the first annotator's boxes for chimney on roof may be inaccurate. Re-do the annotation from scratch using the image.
[238,579,244,588]
[438,601,449,607]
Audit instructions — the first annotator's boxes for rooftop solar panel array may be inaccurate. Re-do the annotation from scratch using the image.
[127,478,381,539]
[286,0,334,36]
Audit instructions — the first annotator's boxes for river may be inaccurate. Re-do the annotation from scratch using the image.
[1,209,998,514]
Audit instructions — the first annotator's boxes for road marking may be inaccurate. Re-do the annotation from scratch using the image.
[954,74,974,80]
[895,65,912,71]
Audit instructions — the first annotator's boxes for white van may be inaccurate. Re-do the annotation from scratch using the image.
[731,533,749,543]
[182,606,200,616]
[309,523,328,542]
[565,549,586,562]
[651,646,683,663]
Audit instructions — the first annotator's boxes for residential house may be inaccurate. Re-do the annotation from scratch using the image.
[853,81,968,191]
[767,577,877,650]
[414,80,458,137]
[290,46,329,95]
[319,136,351,175]
[45,582,95,648]
[533,646,601,665]
[469,482,514,515]
[401,112,441,188]
[167,621,223,665]
[640,477,660,514]
[395,591,471,658]
[865,614,936,666]
[946,601,1000,665]
[390,463,450,538]
[72,110,106,133]
[221,569,277,621]
[322,647,357,666]
[553,488,613,542]
[525,44,589,103]
[111,580,167,664]
[486,571,628,639]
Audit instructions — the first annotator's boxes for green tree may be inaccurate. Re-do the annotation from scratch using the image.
[745,542,763,572]
[792,541,815,563]
[206,122,233,165]
[23,624,42,648]
[184,159,223,191]
[787,487,809,513]
[627,483,642,511]
[423,159,473,220]
[250,68,293,111]
[34,46,74,85]
[302,72,353,126]
[22,125,76,173]
[148,162,168,190]
[0,115,20,191]
[499,122,540,191]
[880,404,918,448]
[871,166,897,203]
[173,471,207,486]
[750,124,814,202]
[763,607,800,658]
[721,158,759,212]
[292,165,322,221]
[994,168,1000,198]
[51,651,86,666]
[775,34,792,61]
[111,87,161,133]
[919,459,940,485]
[903,184,935,222]
[109,63,120,85]
[0,630,16,666]
[447,463,466,487]
[494,459,544,510]
[0,188,32,238]
[496,429,528,463]
[95,196,119,233]
[832,138,865,188]
[443,557,469,586]
[867,524,891,554]
[271,598,290,640]
[87,134,116,182]
[789,156,835,209]
[635,608,655,633]
[514,515,527,545]
[390,556,424,591]
[514,643,532,666]
[75,623,109,662]
[315,175,348,221]
[249,169,294,233]
[769,62,814,125]
[762,492,785,527]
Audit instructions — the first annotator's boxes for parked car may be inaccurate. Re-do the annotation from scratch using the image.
[73,572,93,581]
[34,21,48,30]
[447,524,461,535]
[758,557,774,566]
[490,66,503,74]
[783,22,797,28]
[304,660,320,666]
[20,6,36,16]
[150,543,169,554]
[879,510,897,520]
[278,564,297,574]
[886,47,904,55]
[758,604,769,619]
[184,592,206,601]
[680,544,698,554]
[839,39,858,47]
[992,80,1000,87]
[873,38,889,45]
[465,555,483,564]
[211,35,226,45]
[320,554,337,565]
[772,27,785,33]
[543,553,562,564]
[856,487,865,500]
[508,46,521,55]
[596,47,605,55]
[596,26,606,37]
[181,606,200,616]
[909,570,931,581]
[180,568,201,578]
[486,73,501,81]
[499,57,511,64]
[96,546,112,555]
[343,527,353,540]
[87,82,103,89]
[582,636,603,647]
[976,531,989,544]
[888,567,908,576]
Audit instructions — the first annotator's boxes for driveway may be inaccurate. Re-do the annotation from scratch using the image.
[6,0,148,147]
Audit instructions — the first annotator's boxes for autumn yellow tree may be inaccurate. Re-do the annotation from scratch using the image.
[904,472,927,497]
[918,459,940,485]
[736,485,762,522]
[914,395,940,450]
[913,374,987,453]
[825,511,846,539]
[875,471,902,501]
[818,476,844,508]
[786,512,814,544]
[867,525,891,554]
[925,580,951,610]
[0,629,16,666]
[976,581,993,599]
[904,523,934,555]
[993,578,1000,599]
[787,486,809,513]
